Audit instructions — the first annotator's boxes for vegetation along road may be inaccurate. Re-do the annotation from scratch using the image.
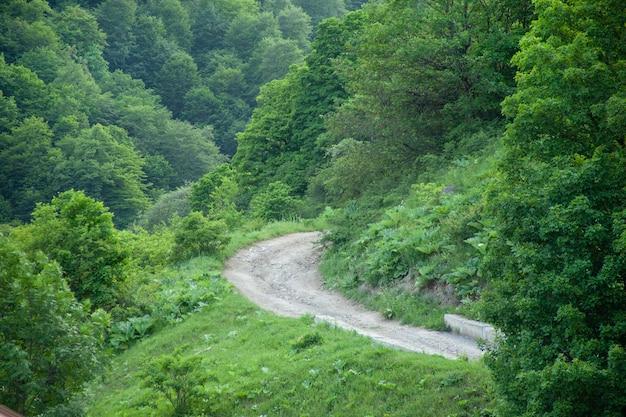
[223,232,482,360]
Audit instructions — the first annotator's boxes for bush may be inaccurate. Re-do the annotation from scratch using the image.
[140,350,210,417]
[250,181,303,221]
[17,190,128,310]
[173,212,230,261]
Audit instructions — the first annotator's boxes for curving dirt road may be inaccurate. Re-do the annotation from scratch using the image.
[222,232,483,360]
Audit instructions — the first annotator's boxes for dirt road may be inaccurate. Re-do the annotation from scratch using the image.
[222,232,483,360]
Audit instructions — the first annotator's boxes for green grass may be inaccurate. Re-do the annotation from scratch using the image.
[88,290,493,417]
[319,250,456,330]
[88,220,493,416]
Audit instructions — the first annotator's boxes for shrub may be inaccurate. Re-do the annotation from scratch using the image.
[173,212,230,261]
[250,181,303,221]
[140,350,210,417]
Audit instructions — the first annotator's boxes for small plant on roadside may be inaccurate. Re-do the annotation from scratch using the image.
[109,315,154,350]
[140,349,210,417]
[291,332,323,352]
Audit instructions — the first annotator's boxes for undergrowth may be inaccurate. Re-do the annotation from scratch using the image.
[318,142,502,327]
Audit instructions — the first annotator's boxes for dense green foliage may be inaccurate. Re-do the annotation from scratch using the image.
[481,0,626,415]
[17,190,128,310]
[0,237,106,416]
[232,13,364,207]
[235,0,530,201]
[140,350,210,416]
[0,0,343,226]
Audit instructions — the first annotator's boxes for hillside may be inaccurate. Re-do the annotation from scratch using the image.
[2,0,626,416]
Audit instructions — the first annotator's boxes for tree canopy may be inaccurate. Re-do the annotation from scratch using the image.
[0,0,344,227]
[482,0,626,415]
[0,236,106,416]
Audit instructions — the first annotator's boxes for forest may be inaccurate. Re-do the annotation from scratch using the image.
[1,0,626,416]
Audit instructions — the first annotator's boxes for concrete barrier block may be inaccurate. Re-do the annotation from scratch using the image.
[445,314,495,343]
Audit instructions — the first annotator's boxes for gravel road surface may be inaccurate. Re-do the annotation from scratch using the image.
[222,232,483,360]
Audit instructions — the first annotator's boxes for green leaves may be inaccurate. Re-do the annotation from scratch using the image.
[173,212,230,261]
[250,181,303,222]
[22,190,129,310]
[483,1,626,415]
[57,124,150,227]
[0,237,105,416]
[141,350,210,417]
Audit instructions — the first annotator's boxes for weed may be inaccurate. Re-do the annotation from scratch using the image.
[291,332,323,352]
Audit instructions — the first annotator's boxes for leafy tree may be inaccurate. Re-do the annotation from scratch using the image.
[188,0,258,55]
[315,137,383,202]
[250,181,302,221]
[0,0,59,63]
[190,164,243,227]
[155,50,201,117]
[277,4,312,51]
[0,236,107,416]
[137,185,192,231]
[334,0,508,156]
[111,84,224,188]
[50,5,109,78]
[312,0,533,204]
[206,59,249,99]
[95,0,138,70]
[57,124,150,227]
[21,190,129,310]
[0,117,64,221]
[189,163,233,214]
[224,11,281,60]
[155,119,225,186]
[292,0,346,28]
[16,47,65,84]
[206,174,244,228]
[144,0,192,51]
[142,154,177,191]
[344,0,368,11]
[50,55,107,124]
[124,14,177,86]
[0,90,18,133]
[482,1,626,415]
[245,36,304,87]
[259,0,291,14]
[181,85,222,127]
[232,75,297,199]
[232,13,364,203]
[0,55,57,121]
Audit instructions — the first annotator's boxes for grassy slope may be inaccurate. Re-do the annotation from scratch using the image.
[88,219,494,417]
[89,290,493,417]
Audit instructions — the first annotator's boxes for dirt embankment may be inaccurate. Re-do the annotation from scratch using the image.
[222,232,483,360]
